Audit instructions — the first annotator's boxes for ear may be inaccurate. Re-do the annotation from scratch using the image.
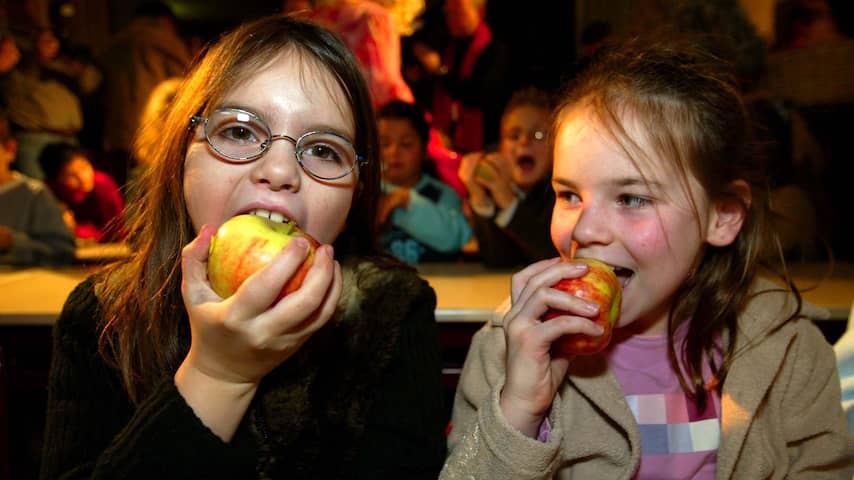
[706,179,751,247]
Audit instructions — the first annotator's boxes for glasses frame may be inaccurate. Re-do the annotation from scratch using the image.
[189,107,366,181]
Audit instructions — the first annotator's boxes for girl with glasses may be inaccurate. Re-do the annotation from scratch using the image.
[40,14,446,479]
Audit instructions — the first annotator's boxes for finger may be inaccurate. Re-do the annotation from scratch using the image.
[227,237,311,319]
[510,257,562,300]
[513,260,590,311]
[260,243,336,337]
[537,314,605,346]
[300,256,342,336]
[181,225,217,305]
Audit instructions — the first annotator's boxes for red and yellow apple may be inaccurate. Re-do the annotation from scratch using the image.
[543,258,621,355]
[207,214,319,301]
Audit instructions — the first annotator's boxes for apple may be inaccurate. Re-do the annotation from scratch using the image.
[474,161,495,182]
[543,258,621,355]
[207,214,319,301]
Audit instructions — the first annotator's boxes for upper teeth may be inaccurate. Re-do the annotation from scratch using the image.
[249,209,290,224]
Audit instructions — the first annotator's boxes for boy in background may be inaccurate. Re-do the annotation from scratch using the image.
[0,108,75,265]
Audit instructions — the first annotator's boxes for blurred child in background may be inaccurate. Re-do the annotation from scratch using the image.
[459,86,558,268]
[378,100,471,263]
[39,142,126,243]
[0,108,74,265]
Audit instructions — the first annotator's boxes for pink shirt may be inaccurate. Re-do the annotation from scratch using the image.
[607,325,722,480]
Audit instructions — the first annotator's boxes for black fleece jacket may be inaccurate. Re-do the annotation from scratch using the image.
[40,258,447,479]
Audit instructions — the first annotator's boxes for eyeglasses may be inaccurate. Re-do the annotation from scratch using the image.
[189,108,365,180]
[502,128,547,143]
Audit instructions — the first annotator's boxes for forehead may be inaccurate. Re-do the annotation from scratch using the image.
[555,105,679,183]
[502,105,550,129]
[379,117,418,135]
[216,52,354,134]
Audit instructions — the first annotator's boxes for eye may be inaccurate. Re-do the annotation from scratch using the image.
[301,142,346,165]
[555,189,581,205]
[210,120,266,146]
[618,194,652,208]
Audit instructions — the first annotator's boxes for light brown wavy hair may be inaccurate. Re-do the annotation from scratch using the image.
[97,14,382,404]
[553,39,801,410]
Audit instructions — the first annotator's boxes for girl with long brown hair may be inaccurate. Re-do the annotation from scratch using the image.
[40,15,446,479]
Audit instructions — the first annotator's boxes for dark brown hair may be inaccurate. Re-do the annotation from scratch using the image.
[97,14,381,403]
[553,39,799,409]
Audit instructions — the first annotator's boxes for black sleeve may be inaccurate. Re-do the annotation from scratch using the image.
[473,185,557,268]
[40,278,253,479]
[354,281,448,479]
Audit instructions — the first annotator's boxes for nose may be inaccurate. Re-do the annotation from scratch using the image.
[571,201,613,248]
[249,138,302,192]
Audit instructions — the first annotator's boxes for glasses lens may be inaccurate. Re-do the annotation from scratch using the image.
[297,132,358,179]
[206,109,270,160]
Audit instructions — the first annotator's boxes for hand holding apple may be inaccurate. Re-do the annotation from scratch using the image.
[543,258,621,355]
[207,213,320,301]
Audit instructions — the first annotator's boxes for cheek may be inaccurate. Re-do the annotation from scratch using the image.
[550,207,578,259]
[309,188,354,244]
[183,155,232,233]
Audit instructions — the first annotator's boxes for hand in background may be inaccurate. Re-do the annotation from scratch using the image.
[459,151,517,212]
[378,188,411,226]
[499,258,604,438]
[0,225,12,252]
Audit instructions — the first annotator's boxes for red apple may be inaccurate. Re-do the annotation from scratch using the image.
[543,258,622,355]
[207,214,319,301]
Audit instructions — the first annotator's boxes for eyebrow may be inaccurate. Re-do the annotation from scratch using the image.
[552,176,663,190]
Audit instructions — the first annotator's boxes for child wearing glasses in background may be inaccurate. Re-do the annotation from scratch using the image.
[459,87,558,269]
[377,100,472,264]
[441,41,854,479]
[40,15,446,479]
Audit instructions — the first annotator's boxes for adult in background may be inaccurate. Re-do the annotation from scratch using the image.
[97,1,190,189]
[414,0,509,154]
[301,0,417,109]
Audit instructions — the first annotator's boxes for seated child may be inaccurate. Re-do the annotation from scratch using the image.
[39,142,126,243]
[378,100,472,263]
[0,108,75,265]
[458,86,558,268]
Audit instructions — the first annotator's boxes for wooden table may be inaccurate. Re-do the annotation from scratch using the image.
[0,262,852,326]
[420,262,854,324]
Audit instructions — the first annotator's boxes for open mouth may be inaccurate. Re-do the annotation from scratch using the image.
[612,266,634,288]
[246,208,292,224]
[516,155,536,171]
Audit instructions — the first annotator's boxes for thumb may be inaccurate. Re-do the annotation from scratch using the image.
[181,225,216,304]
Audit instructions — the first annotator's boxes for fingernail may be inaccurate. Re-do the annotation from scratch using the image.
[584,302,599,314]
[325,245,334,259]
[292,237,309,250]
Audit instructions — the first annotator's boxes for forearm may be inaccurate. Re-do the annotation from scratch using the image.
[393,191,472,252]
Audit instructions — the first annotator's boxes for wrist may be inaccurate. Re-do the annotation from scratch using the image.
[175,358,258,441]
[499,390,548,438]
